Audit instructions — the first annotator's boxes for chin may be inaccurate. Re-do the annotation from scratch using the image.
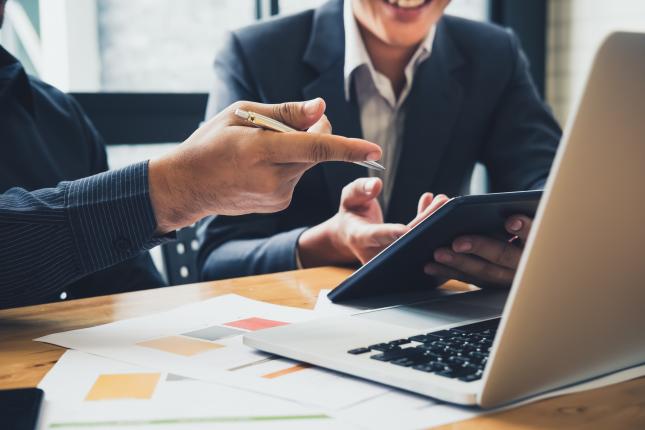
[374,0,441,45]
[382,27,432,48]
[380,0,435,21]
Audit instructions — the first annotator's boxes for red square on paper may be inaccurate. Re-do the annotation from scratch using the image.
[223,317,289,331]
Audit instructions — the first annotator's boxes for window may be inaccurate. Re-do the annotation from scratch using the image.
[97,0,256,92]
[279,0,327,15]
[2,0,257,92]
[547,0,645,124]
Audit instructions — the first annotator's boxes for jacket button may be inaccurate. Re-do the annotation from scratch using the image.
[114,237,132,252]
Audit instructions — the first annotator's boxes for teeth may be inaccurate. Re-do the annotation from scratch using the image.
[388,0,426,8]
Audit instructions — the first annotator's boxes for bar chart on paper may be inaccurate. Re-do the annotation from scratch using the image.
[38,351,352,430]
[37,295,389,409]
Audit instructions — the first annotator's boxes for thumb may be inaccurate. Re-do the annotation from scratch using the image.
[408,194,450,228]
[506,215,533,242]
[417,192,434,215]
[241,98,326,131]
[341,178,382,209]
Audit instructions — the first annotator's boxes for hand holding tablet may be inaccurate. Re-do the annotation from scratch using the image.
[328,190,543,302]
[410,192,536,288]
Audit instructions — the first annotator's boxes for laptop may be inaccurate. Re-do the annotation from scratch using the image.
[244,32,645,408]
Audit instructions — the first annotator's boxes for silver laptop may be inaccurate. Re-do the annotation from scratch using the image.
[244,32,645,408]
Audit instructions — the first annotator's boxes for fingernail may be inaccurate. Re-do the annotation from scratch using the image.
[364,178,378,194]
[454,239,472,252]
[509,219,523,232]
[366,152,381,161]
[304,98,320,117]
[392,230,406,240]
[435,250,453,263]
[424,264,437,275]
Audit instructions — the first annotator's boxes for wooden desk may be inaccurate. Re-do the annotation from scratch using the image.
[1,267,643,429]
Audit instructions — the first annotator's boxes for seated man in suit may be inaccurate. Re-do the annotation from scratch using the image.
[198,0,561,287]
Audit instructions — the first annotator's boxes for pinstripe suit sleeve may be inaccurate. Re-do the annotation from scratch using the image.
[0,161,169,308]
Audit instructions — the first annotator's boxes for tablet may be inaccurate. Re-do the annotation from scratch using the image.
[328,190,543,302]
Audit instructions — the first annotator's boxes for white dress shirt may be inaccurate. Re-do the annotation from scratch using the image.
[343,0,436,210]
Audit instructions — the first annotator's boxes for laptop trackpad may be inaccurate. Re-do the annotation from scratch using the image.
[355,289,508,331]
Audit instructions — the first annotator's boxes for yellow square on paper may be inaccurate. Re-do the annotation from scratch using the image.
[137,336,224,356]
[85,373,160,401]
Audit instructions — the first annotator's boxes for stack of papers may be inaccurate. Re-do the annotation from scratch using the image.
[36,295,478,429]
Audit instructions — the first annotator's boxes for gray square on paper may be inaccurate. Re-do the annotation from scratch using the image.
[182,325,244,341]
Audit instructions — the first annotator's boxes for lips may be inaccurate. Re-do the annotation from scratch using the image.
[382,0,430,9]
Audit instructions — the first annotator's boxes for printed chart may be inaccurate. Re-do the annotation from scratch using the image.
[37,295,388,409]
[38,351,351,430]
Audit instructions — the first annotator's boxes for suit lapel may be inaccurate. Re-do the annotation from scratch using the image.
[386,20,466,224]
[302,0,366,208]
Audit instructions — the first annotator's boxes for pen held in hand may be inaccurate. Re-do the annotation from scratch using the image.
[234,108,385,172]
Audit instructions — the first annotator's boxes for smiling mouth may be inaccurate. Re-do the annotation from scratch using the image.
[382,0,431,9]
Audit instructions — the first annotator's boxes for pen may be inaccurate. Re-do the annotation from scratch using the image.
[234,108,385,172]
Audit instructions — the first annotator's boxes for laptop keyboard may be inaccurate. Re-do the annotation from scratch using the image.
[347,318,500,383]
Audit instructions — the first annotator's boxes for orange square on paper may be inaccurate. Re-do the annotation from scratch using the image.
[223,317,289,331]
[137,336,224,356]
[85,373,160,401]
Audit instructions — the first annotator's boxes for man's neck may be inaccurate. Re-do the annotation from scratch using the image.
[358,25,419,99]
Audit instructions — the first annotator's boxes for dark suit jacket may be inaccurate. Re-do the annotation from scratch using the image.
[198,0,561,281]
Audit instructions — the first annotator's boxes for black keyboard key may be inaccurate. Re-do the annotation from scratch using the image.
[466,355,484,365]
[446,356,469,366]
[393,351,438,367]
[408,334,429,343]
[426,330,451,338]
[391,357,421,367]
[388,339,411,346]
[370,347,422,362]
[347,347,371,355]
[431,341,451,349]
[458,373,482,382]
[413,361,445,373]
[461,344,478,353]
[412,364,434,372]
[414,349,443,361]
[435,366,474,379]
[369,343,398,352]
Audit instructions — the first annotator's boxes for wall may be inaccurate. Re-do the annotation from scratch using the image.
[547,0,645,124]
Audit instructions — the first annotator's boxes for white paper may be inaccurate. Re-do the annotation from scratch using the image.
[314,289,365,315]
[38,350,354,430]
[331,390,480,430]
[36,295,389,410]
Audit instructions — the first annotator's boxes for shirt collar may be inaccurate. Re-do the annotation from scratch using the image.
[343,0,435,103]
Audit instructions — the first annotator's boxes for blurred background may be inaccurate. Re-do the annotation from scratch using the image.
[3,0,645,162]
